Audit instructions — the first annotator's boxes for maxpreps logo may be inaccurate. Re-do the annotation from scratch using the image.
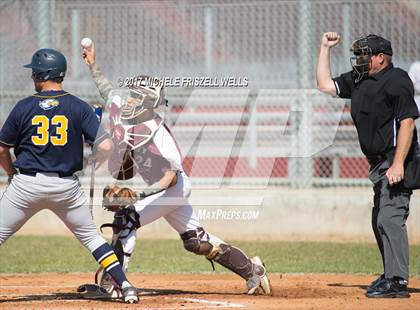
[39,99,60,110]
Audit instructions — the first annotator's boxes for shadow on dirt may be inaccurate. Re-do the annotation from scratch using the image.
[0,287,244,303]
[327,283,420,294]
[139,288,242,296]
[0,293,89,303]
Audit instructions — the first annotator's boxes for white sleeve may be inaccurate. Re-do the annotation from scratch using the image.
[152,125,183,171]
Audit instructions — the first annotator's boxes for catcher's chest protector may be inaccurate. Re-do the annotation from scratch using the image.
[108,114,179,185]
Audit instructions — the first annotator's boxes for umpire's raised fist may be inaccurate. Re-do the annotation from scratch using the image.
[322,32,341,48]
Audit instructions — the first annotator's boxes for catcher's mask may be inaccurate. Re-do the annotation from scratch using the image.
[350,34,393,83]
[102,185,138,212]
[120,76,166,120]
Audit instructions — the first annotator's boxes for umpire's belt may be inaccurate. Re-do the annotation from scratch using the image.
[19,170,74,178]
[366,149,395,166]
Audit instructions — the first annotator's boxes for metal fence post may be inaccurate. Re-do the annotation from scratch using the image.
[288,100,298,188]
[71,9,80,79]
[205,7,213,75]
[36,0,54,48]
[248,95,257,169]
[296,0,314,188]
[341,3,351,74]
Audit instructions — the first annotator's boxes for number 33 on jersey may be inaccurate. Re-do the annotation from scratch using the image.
[32,115,68,146]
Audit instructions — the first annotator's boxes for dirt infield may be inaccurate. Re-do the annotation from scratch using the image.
[0,273,419,310]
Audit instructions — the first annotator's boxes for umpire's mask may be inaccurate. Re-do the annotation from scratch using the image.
[350,37,372,83]
[350,34,393,84]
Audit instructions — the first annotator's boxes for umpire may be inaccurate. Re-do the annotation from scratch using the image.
[316,33,419,298]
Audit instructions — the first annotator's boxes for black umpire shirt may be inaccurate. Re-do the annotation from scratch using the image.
[333,64,419,157]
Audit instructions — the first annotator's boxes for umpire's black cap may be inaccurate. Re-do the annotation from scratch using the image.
[365,34,393,55]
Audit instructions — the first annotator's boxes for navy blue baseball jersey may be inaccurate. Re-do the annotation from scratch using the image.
[0,90,108,176]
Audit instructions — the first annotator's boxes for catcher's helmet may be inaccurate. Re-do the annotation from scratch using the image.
[350,34,392,83]
[121,76,166,120]
[24,48,67,81]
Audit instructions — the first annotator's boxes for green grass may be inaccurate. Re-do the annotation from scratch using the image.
[1,236,419,275]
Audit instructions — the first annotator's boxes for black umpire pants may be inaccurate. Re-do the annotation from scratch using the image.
[369,160,412,280]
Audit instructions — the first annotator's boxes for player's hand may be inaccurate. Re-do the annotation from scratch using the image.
[386,162,404,185]
[88,153,107,171]
[321,32,341,48]
[82,43,96,67]
[92,138,114,170]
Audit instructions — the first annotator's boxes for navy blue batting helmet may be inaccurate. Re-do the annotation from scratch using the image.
[24,48,67,81]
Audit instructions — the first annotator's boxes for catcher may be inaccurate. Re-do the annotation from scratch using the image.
[80,43,272,298]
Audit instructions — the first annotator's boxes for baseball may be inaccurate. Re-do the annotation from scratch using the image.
[81,37,93,49]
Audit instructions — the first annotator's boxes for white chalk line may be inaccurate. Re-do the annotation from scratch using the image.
[137,307,242,310]
[176,297,245,308]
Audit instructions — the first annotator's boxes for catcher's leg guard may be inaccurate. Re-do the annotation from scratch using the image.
[213,244,271,295]
[181,229,218,257]
[99,207,140,297]
[180,228,271,295]
[102,207,140,271]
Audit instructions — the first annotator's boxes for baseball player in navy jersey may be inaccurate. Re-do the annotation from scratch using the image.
[81,43,272,298]
[0,49,138,303]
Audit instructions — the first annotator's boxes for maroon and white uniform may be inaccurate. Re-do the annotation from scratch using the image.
[88,69,271,297]
[107,101,224,271]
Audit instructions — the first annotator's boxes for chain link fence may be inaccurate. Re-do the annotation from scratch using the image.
[1,0,419,187]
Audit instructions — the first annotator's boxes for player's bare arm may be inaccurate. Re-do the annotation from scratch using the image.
[82,41,113,103]
[139,170,177,198]
[159,170,177,189]
[93,137,114,169]
[386,118,416,185]
[316,32,341,96]
[0,145,17,177]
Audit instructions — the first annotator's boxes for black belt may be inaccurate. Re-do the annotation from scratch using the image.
[19,170,74,178]
[366,149,395,166]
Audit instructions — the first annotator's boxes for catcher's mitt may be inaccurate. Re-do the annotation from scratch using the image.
[102,185,138,212]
